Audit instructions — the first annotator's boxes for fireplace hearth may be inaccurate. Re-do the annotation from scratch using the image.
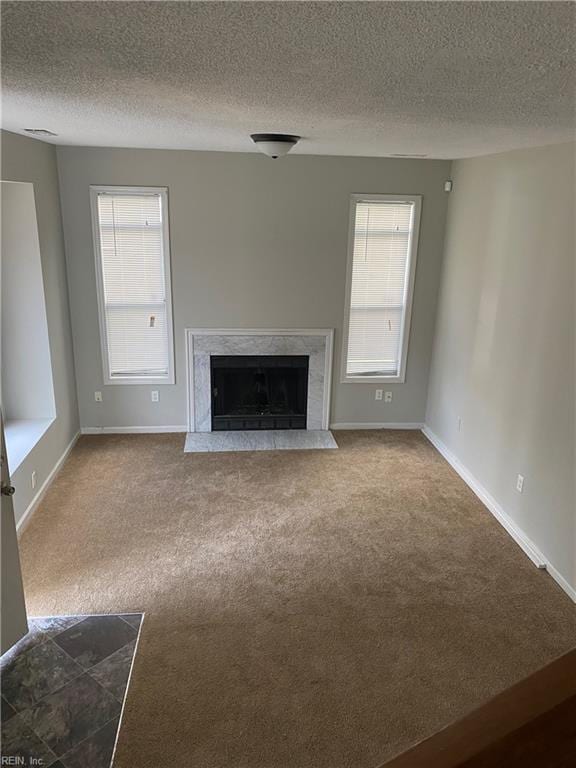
[211,355,309,430]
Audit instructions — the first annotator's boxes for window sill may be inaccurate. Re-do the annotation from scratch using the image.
[5,418,55,473]
[341,375,405,384]
[103,377,175,385]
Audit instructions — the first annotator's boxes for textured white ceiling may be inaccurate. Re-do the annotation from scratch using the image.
[2,1,575,158]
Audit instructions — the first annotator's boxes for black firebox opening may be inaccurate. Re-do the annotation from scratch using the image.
[211,355,309,431]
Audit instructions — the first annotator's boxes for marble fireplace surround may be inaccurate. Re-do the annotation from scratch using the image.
[185,329,334,433]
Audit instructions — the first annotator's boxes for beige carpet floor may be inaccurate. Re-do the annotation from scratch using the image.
[19,430,576,768]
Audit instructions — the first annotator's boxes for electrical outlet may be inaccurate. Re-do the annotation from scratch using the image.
[384,391,393,403]
[94,391,102,402]
[375,389,383,401]
[31,471,37,490]
[151,390,159,402]
[516,474,524,493]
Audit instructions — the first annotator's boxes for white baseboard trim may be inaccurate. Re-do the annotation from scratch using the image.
[330,422,424,430]
[81,426,187,435]
[17,430,81,536]
[422,426,576,603]
[545,561,576,603]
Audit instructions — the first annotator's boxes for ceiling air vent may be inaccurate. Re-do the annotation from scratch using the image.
[23,128,58,136]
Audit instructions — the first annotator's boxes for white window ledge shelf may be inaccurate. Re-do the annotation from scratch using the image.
[5,418,55,473]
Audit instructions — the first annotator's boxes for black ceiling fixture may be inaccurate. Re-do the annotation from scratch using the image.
[250,133,301,158]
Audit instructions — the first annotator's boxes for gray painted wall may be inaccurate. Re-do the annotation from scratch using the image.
[56,147,450,429]
[1,181,56,420]
[426,142,575,591]
[1,131,79,526]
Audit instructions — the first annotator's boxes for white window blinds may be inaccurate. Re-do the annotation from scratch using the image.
[344,197,420,380]
[92,188,173,382]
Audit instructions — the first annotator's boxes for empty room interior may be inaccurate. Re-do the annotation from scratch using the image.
[1,2,575,767]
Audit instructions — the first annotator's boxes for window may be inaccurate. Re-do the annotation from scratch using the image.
[342,194,421,383]
[90,186,174,384]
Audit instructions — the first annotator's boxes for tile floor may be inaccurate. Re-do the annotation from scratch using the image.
[1,613,142,768]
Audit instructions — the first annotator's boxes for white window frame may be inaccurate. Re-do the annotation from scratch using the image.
[341,193,422,384]
[90,185,175,385]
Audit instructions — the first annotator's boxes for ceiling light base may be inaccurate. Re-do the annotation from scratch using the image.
[250,133,300,158]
